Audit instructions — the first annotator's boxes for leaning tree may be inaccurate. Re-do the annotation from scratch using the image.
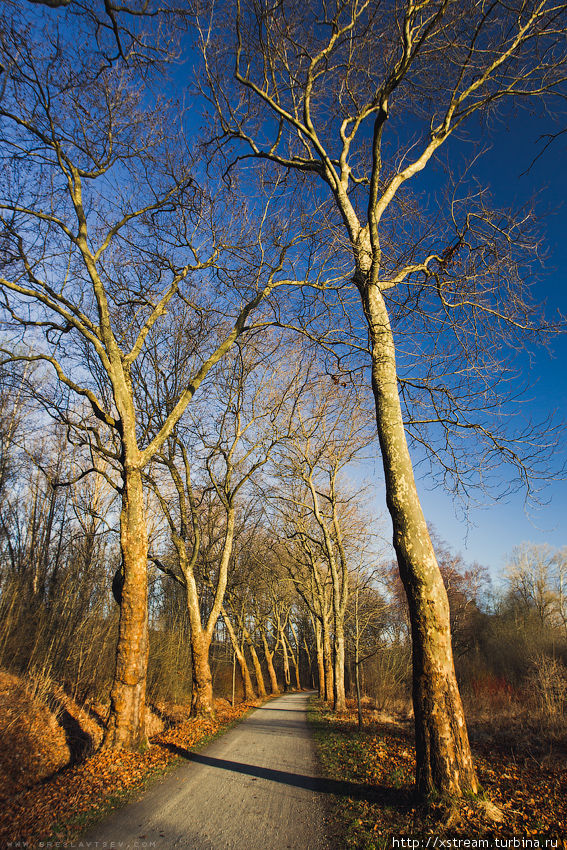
[199,0,567,798]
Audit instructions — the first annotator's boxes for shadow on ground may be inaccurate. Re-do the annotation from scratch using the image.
[159,742,410,810]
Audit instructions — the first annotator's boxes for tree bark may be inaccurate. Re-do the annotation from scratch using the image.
[322,617,334,704]
[292,653,301,691]
[243,627,267,698]
[238,651,256,701]
[283,628,301,691]
[280,624,291,692]
[315,619,325,699]
[364,282,478,799]
[104,467,149,751]
[190,629,214,717]
[355,658,363,732]
[222,608,256,701]
[261,630,280,694]
[177,553,216,718]
[333,621,347,712]
[190,505,236,717]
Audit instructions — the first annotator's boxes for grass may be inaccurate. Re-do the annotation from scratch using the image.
[308,699,413,849]
[307,698,567,849]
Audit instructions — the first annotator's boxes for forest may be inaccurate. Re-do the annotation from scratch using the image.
[0,0,565,846]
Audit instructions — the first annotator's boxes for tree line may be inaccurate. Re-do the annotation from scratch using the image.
[1,372,564,736]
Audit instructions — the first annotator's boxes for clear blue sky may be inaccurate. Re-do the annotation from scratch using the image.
[391,108,567,580]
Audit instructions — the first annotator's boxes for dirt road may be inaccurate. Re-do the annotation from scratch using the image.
[83,691,329,849]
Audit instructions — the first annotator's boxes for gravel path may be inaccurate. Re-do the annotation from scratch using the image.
[83,691,330,849]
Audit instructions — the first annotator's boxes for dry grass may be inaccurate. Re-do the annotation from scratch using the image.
[0,670,70,796]
[0,668,169,801]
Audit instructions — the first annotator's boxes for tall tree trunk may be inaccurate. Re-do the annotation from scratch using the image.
[364,282,478,799]
[333,620,346,712]
[322,617,334,704]
[288,621,302,690]
[283,629,301,690]
[292,654,301,690]
[237,651,256,701]
[302,635,314,689]
[280,624,291,692]
[355,657,363,732]
[261,631,280,694]
[104,467,149,751]
[189,504,236,717]
[190,629,214,716]
[179,558,216,718]
[244,629,267,698]
[222,608,256,701]
[315,619,325,699]
[354,588,363,730]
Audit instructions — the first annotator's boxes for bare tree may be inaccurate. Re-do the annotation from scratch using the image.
[199,0,567,798]
[18,0,184,68]
[274,377,372,710]
[147,335,306,715]
[222,528,275,699]
[347,570,388,730]
[0,11,306,749]
[220,602,256,701]
[506,542,567,635]
[280,520,334,701]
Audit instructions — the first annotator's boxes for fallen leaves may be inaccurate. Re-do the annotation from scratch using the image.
[0,697,259,847]
[310,700,567,849]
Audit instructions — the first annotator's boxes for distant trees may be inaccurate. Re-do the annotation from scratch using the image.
[273,377,373,711]
[146,337,305,716]
[0,415,121,700]
[505,543,567,636]
[347,570,388,729]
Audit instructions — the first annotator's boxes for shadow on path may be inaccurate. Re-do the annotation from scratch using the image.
[159,744,408,810]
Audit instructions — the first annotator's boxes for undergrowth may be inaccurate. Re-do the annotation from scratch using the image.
[308,698,567,850]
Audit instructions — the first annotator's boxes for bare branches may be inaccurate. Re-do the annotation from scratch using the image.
[200,0,567,503]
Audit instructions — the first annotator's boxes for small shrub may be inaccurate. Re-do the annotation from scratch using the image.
[528,653,567,720]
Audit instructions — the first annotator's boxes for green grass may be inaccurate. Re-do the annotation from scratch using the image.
[308,698,393,849]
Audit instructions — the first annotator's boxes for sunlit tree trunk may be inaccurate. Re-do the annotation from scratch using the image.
[364,282,478,799]
[284,625,302,690]
[237,650,256,701]
[178,549,216,718]
[291,648,301,690]
[333,620,346,712]
[314,618,325,699]
[243,627,267,698]
[355,659,363,731]
[354,586,363,730]
[104,466,149,751]
[280,622,291,691]
[222,607,256,701]
[191,629,214,716]
[261,629,280,694]
[322,617,334,703]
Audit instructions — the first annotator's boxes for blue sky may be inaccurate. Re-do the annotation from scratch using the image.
[17,3,566,582]
[399,107,567,581]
